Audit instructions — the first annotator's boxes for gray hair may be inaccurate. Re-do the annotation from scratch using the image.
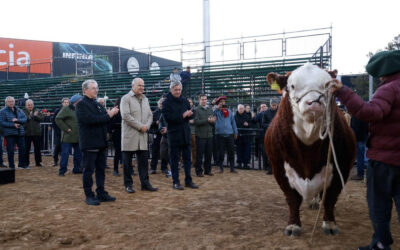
[61,97,69,103]
[5,96,15,104]
[169,81,182,89]
[132,78,144,86]
[25,99,34,105]
[82,79,98,92]
[237,104,244,110]
[97,98,104,102]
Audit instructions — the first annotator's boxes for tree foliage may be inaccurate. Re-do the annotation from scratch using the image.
[367,34,400,58]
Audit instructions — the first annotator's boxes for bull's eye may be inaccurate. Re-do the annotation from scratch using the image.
[291,85,295,90]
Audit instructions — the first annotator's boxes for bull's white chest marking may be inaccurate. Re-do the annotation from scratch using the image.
[284,161,333,205]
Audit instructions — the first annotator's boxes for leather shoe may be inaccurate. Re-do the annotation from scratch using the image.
[0,163,7,168]
[96,192,116,202]
[205,173,214,176]
[196,173,204,177]
[150,170,156,174]
[85,196,100,206]
[125,186,135,193]
[185,183,199,189]
[230,169,238,174]
[141,185,158,192]
[173,184,184,190]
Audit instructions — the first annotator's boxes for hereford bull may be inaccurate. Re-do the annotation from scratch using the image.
[265,63,356,236]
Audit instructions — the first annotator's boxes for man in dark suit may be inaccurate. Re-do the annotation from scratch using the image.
[75,79,119,206]
[162,82,198,190]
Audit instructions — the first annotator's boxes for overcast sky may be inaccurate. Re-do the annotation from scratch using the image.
[1,0,399,74]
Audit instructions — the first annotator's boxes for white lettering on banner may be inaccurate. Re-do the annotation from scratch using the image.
[0,43,31,67]
[62,52,93,60]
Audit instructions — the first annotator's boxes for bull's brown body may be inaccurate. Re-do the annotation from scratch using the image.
[265,92,356,235]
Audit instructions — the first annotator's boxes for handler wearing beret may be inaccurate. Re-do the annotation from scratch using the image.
[332,50,400,250]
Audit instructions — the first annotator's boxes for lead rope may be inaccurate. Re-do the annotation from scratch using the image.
[310,80,349,243]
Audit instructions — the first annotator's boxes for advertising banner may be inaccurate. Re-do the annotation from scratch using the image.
[0,38,52,74]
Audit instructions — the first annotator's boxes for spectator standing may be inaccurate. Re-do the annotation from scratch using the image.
[120,78,158,193]
[261,98,279,174]
[235,104,252,169]
[332,50,400,250]
[75,79,119,206]
[110,97,122,176]
[213,96,238,173]
[51,98,70,166]
[350,116,369,181]
[0,96,28,169]
[169,67,182,85]
[253,104,267,159]
[55,94,82,176]
[188,98,196,168]
[180,66,192,96]
[162,82,198,190]
[194,94,215,176]
[23,99,44,167]
[158,112,170,176]
[150,98,166,174]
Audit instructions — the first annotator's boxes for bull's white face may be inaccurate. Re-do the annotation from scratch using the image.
[287,63,332,145]
[287,63,332,123]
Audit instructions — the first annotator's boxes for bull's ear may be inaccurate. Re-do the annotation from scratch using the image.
[327,69,338,79]
[267,72,290,92]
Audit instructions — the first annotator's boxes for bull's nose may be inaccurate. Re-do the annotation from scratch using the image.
[306,100,320,105]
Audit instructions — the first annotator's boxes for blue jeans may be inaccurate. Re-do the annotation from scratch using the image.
[169,143,192,185]
[5,135,25,168]
[356,141,366,177]
[366,160,400,249]
[59,143,82,174]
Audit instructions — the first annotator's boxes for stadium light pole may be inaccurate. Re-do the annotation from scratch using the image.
[203,0,210,66]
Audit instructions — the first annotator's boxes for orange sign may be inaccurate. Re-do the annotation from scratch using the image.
[0,38,53,74]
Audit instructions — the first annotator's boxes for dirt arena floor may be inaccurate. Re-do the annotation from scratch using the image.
[0,156,399,250]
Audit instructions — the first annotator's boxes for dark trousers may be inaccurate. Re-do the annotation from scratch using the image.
[53,140,62,164]
[216,134,235,171]
[150,134,162,170]
[82,149,106,197]
[366,160,400,249]
[236,142,251,165]
[169,143,192,185]
[159,137,169,171]
[5,135,25,168]
[112,131,122,172]
[60,143,82,174]
[195,137,213,175]
[212,135,219,165]
[24,135,42,166]
[123,150,150,188]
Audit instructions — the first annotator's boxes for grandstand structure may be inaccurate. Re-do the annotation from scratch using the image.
[0,27,332,110]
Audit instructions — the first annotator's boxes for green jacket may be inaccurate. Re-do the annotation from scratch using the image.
[23,108,44,136]
[55,105,79,143]
[194,105,214,139]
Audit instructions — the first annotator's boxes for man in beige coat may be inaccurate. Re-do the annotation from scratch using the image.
[121,78,158,193]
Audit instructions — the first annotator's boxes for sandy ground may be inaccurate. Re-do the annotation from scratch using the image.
[0,155,399,250]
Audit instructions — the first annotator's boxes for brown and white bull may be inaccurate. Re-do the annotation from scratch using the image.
[265,63,356,236]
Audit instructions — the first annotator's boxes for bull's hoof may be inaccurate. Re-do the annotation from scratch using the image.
[284,224,301,236]
[322,221,339,235]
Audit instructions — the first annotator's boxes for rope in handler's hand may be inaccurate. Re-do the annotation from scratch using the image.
[310,80,349,243]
